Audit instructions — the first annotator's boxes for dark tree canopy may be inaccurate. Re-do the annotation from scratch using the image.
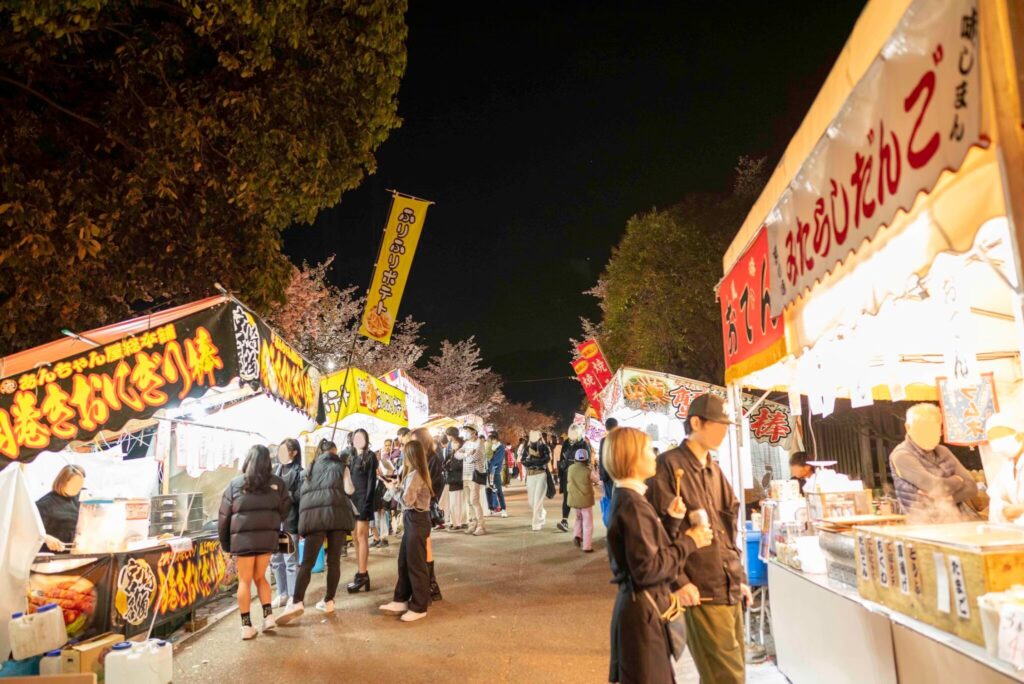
[0,0,407,352]
[587,157,767,385]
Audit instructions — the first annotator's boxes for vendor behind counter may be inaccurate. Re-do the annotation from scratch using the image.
[35,464,85,552]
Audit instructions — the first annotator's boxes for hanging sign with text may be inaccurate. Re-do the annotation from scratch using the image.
[720,227,785,383]
[764,0,983,316]
[359,193,431,345]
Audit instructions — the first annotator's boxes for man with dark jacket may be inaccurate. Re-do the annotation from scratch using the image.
[487,433,508,516]
[598,417,618,527]
[271,439,304,608]
[646,394,750,684]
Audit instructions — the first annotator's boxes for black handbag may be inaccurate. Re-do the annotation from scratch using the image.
[277,532,295,555]
[472,470,488,485]
[429,500,445,526]
[545,471,556,499]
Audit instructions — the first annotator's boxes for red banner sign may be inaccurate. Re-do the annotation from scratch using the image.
[719,228,785,382]
[572,339,613,417]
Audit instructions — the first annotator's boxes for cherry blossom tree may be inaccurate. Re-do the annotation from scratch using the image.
[265,258,425,377]
[417,337,504,418]
[490,402,557,444]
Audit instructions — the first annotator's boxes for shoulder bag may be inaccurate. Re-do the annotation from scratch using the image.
[642,590,687,660]
[545,470,556,499]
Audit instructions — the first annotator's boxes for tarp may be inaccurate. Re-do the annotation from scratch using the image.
[0,297,323,467]
[0,464,46,663]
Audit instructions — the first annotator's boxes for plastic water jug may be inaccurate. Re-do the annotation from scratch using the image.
[39,649,64,675]
[8,604,67,660]
[105,640,173,684]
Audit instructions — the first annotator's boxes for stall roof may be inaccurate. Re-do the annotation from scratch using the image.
[720,0,1005,388]
[0,295,227,380]
[723,0,915,274]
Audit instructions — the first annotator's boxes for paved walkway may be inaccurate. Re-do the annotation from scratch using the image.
[175,481,786,683]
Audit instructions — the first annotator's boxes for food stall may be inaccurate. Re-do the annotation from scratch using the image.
[380,368,430,428]
[598,366,797,491]
[716,0,1024,680]
[0,295,322,666]
[303,367,408,455]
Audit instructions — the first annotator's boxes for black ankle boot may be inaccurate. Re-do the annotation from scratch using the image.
[346,572,370,594]
[428,561,442,602]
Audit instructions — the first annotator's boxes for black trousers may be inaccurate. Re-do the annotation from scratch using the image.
[393,509,431,613]
[294,529,345,604]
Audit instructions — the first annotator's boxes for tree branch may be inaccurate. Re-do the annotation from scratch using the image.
[0,75,141,154]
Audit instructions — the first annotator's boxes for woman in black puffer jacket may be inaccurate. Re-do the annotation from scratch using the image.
[277,439,355,624]
[218,445,290,640]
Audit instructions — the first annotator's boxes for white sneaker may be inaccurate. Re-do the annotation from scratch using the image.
[315,599,335,614]
[473,527,487,536]
[275,601,304,626]
[271,594,289,609]
[400,610,427,622]
[500,511,508,518]
[379,601,408,615]
[262,613,277,631]
[241,625,257,640]
[465,524,476,535]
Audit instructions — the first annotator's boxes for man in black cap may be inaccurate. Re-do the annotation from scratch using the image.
[646,392,750,683]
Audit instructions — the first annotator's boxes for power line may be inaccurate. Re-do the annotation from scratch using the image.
[504,375,577,384]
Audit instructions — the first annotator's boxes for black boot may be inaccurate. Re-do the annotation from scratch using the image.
[346,572,370,594]
[429,561,442,602]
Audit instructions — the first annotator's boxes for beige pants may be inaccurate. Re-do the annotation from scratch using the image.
[448,488,464,527]
[466,480,487,532]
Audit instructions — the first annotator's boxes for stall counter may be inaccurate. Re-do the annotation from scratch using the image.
[769,561,1022,683]
[29,532,235,643]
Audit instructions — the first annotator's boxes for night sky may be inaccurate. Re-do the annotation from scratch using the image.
[284,1,867,422]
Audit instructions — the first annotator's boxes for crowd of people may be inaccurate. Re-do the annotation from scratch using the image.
[211,394,749,682]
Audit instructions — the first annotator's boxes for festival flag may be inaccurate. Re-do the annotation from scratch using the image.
[359,192,431,345]
[571,339,613,417]
[576,339,613,388]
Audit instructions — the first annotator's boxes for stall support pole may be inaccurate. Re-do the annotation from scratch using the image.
[983,0,1024,357]
[728,382,748,571]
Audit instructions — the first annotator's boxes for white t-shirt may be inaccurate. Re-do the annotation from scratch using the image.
[988,457,1024,525]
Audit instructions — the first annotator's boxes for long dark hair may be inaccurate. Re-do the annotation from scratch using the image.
[242,445,272,493]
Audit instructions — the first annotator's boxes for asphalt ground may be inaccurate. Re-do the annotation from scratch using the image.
[175,480,616,683]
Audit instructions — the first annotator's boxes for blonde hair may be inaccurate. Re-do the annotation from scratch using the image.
[602,427,651,481]
[52,464,85,496]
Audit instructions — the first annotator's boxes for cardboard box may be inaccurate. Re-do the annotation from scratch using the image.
[61,633,124,682]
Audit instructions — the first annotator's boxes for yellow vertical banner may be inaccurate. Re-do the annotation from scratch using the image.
[359,193,431,345]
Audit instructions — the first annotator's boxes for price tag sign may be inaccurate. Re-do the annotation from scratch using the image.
[896,542,909,595]
[908,544,922,596]
[858,535,870,580]
[934,552,951,614]
[876,538,889,588]
[949,555,970,619]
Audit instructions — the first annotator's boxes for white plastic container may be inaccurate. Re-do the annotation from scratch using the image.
[105,640,173,684]
[978,593,1002,657]
[39,649,64,675]
[8,604,67,660]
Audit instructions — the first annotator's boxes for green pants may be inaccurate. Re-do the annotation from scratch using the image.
[684,602,745,684]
